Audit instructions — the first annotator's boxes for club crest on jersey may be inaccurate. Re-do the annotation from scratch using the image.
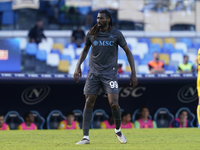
[93,40,98,46]
[109,34,114,38]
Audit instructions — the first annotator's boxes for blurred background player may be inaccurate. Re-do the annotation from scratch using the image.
[28,19,46,45]
[18,112,37,130]
[197,48,200,129]
[0,114,10,130]
[58,111,80,130]
[148,52,165,74]
[121,111,134,129]
[74,9,138,145]
[134,107,157,129]
[100,113,115,129]
[177,55,195,73]
[169,110,191,128]
[71,25,85,47]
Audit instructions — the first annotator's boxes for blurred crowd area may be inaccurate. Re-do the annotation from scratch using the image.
[0,0,200,31]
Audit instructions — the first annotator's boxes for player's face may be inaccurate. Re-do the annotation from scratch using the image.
[0,116,4,127]
[124,114,131,122]
[97,13,109,29]
[141,108,149,118]
[37,21,43,28]
[28,114,35,123]
[184,56,189,63]
[179,111,188,121]
[67,115,75,125]
[153,53,159,60]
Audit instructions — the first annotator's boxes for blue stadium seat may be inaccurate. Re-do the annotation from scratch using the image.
[58,13,71,24]
[172,49,184,55]
[60,55,72,64]
[77,7,91,15]
[73,110,83,128]
[65,43,77,51]
[46,7,54,17]
[5,111,24,130]
[51,49,61,57]
[36,50,47,61]
[58,0,65,9]
[132,109,152,123]
[0,2,12,12]
[162,43,174,53]
[180,38,192,48]
[80,43,85,48]
[46,110,66,129]
[133,55,141,63]
[39,0,48,12]
[175,107,195,127]
[154,108,174,128]
[2,11,18,25]
[25,43,38,56]
[149,44,161,53]
[192,43,200,52]
[91,109,109,129]
[138,38,150,47]
[165,66,176,72]
[30,111,45,129]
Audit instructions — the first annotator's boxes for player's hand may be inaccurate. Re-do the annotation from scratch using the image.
[74,66,82,83]
[130,73,138,89]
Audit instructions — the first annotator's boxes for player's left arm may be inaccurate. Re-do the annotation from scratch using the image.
[122,45,138,89]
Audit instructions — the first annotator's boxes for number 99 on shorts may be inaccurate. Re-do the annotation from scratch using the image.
[109,81,118,89]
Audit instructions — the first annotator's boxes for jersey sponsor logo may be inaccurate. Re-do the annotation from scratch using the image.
[177,84,197,103]
[93,40,114,46]
[93,40,98,46]
[21,85,50,105]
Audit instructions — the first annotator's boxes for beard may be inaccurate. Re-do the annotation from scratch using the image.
[97,22,107,29]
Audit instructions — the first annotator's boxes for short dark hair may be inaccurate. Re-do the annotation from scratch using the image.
[66,111,74,117]
[121,111,130,118]
[37,18,43,22]
[24,112,32,121]
[0,114,4,117]
[140,107,149,112]
[179,110,188,116]
[184,55,189,59]
[153,51,159,55]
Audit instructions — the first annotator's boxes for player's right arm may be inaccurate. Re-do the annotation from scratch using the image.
[74,32,91,83]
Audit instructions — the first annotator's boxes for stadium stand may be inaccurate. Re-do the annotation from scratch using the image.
[154,108,174,128]
[91,109,109,129]
[4,111,24,130]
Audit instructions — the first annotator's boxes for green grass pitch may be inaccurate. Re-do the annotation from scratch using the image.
[1,129,199,150]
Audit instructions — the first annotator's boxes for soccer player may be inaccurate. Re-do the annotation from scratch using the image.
[74,10,138,144]
[0,114,10,130]
[58,111,80,129]
[197,48,200,128]
[134,107,157,129]
[121,111,134,129]
[18,112,37,130]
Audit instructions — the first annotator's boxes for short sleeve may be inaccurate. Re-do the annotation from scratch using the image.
[58,121,66,129]
[76,121,80,129]
[7,125,10,130]
[100,122,106,129]
[118,31,127,48]
[131,122,134,128]
[153,121,157,128]
[17,125,23,130]
[148,64,153,70]
[134,121,140,129]
[85,32,91,46]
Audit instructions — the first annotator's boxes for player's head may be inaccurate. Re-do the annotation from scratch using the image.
[36,19,43,28]
[179,110,188,122]
[183,55,189,64]
[153,52,159,61]
[140,107,149,119]
[121,111,131,123]
[24,112,34,123]
[90,9,113,39]
[66,111,75,125]
[0,114,5,127]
